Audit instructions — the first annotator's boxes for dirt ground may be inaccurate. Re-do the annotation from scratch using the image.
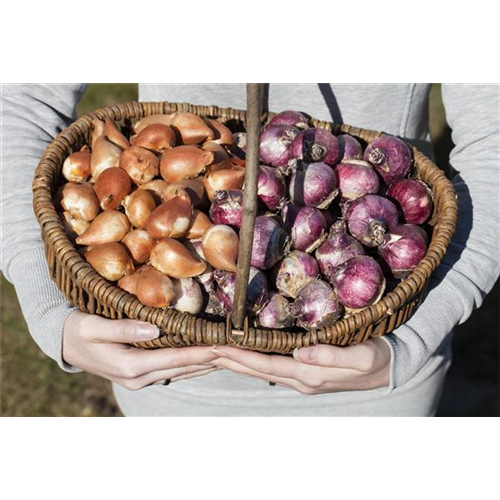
[1,84,498,416]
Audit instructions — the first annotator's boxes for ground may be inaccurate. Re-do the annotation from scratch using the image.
[1,84,498,416]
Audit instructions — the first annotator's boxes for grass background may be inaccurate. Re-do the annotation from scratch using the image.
[1,84,498,416]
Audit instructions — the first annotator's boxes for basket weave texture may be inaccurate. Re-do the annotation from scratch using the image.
[33,101,458,353]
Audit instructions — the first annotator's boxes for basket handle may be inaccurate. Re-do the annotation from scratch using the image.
[231,83,264,330]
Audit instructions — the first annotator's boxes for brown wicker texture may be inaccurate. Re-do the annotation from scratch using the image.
[33,101,458,354]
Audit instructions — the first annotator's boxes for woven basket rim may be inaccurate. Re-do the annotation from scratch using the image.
[33,100,458,348]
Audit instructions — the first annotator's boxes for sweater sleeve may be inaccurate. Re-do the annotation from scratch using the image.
[1,84,88,373]
[382,84,500,391]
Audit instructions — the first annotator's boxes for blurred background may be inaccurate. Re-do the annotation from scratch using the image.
[1,84,498,416]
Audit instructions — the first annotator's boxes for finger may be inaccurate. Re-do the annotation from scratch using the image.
[212,357,306,392]
[82,315,160,344]
[211,346,306,380]
[169,367,220,383]
[293,343,377,371]
[118,364,215,391]
[125,346,219,376]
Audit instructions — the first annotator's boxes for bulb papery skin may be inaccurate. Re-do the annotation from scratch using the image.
[135,267,176,308]
[62,151,92,183]
[268,110,309,130]
[94,167,132,210]
[172,278,204,314]
[331,256,385,310]
[122,189,157,229]
[378,224,429,278]
[85,242,134,282]
[315,222,365,282]
[119,146,160,185]
[257,165,287,211]
[130,124,176,153]
[209,190,243,228]
[335,160,380,202]
[289,161,338,209]
[364,136,412,185]
[337,134,363,161]
[76,210,131,246]
[160,145,213,183]
[259,124,299,167]
[122,229,155,264]
[386,179,433,224]
[275,250,319,299]
[257,292,294,329]
[61,183,100,221]
[202,224,239,272]
[290,280,343,330]
[346,195,399,247]
[290,128,340,166]
[290,206,327,253]
[251,216,289,270]
[214,267,269,315]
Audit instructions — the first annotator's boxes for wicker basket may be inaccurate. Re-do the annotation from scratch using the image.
[33,97,458,354]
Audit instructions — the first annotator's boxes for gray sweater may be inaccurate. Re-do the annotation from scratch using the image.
[2,84,499,416]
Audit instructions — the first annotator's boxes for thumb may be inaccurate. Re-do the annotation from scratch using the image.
[86,316,160,343]
[293,344,358,369]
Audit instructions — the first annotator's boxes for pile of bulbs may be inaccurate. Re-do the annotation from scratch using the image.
[58,110,433,331]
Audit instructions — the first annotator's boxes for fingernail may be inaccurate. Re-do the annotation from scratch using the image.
[294,346,316,362]
[210,347,227,357]
[137,323,160,340]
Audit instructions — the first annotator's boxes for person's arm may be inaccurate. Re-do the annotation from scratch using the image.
[380,83,500,390]
[2,84,89,371]
[209,84,500,395]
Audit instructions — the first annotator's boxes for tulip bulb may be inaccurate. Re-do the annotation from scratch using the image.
[62,150,92,183]
[122,189,157,229]
[202,225,239,272]
[94,167,132,210]
[186,209,213,240]
[61,212,90,240]
[203,167,246,201]
[85,242,134,281]
[136,267,176,308]
[91,119,105,149]
[167,178,208,209]
[119,146,159,185]
[138,179,171,204]
[130,124,176,153]
[201,141,229,163]
[205,119,233,145]
[160,146,213,183]
[172,278,204,314]
[76,210,131,246]
[91,136,123,180]
[122,229,155,263]
[104,117,130,150]
[61,183,100,221]
[150,239,207,278]
[145,189,193,240]
[117,265,150,295]
[170,112,214,145]
[133,114,174,134]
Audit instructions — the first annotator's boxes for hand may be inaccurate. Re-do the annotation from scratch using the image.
[63,311,219,390]
[210,339,391,395]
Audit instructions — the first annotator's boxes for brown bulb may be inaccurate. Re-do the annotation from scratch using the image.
[76,210,131,246]
[91,119,106,149]
[167,178,208,209]
[104,117,130,150]
[160,146,213,183]
[119,146,160,185]
[150,239,207,279]
[170,112,214,145]
[122,229,155,263]
[202,225,239,272]
[122,189,157,229]
[130,124,176,153]
[133,114,175,134]
[136,267,176,308]
[60,212,90,240]
[62,150,92,183]
[145,189,192,240]
[61,183,100,221]
[186,210,213,240]
[118,265,150,295]
[138,179,171,204]
[205,119,233,145]
[201,141,230,164]
[203,167,246,201]
[85,242,134,281]
[91,136,122,180]
[94,167,132,210]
